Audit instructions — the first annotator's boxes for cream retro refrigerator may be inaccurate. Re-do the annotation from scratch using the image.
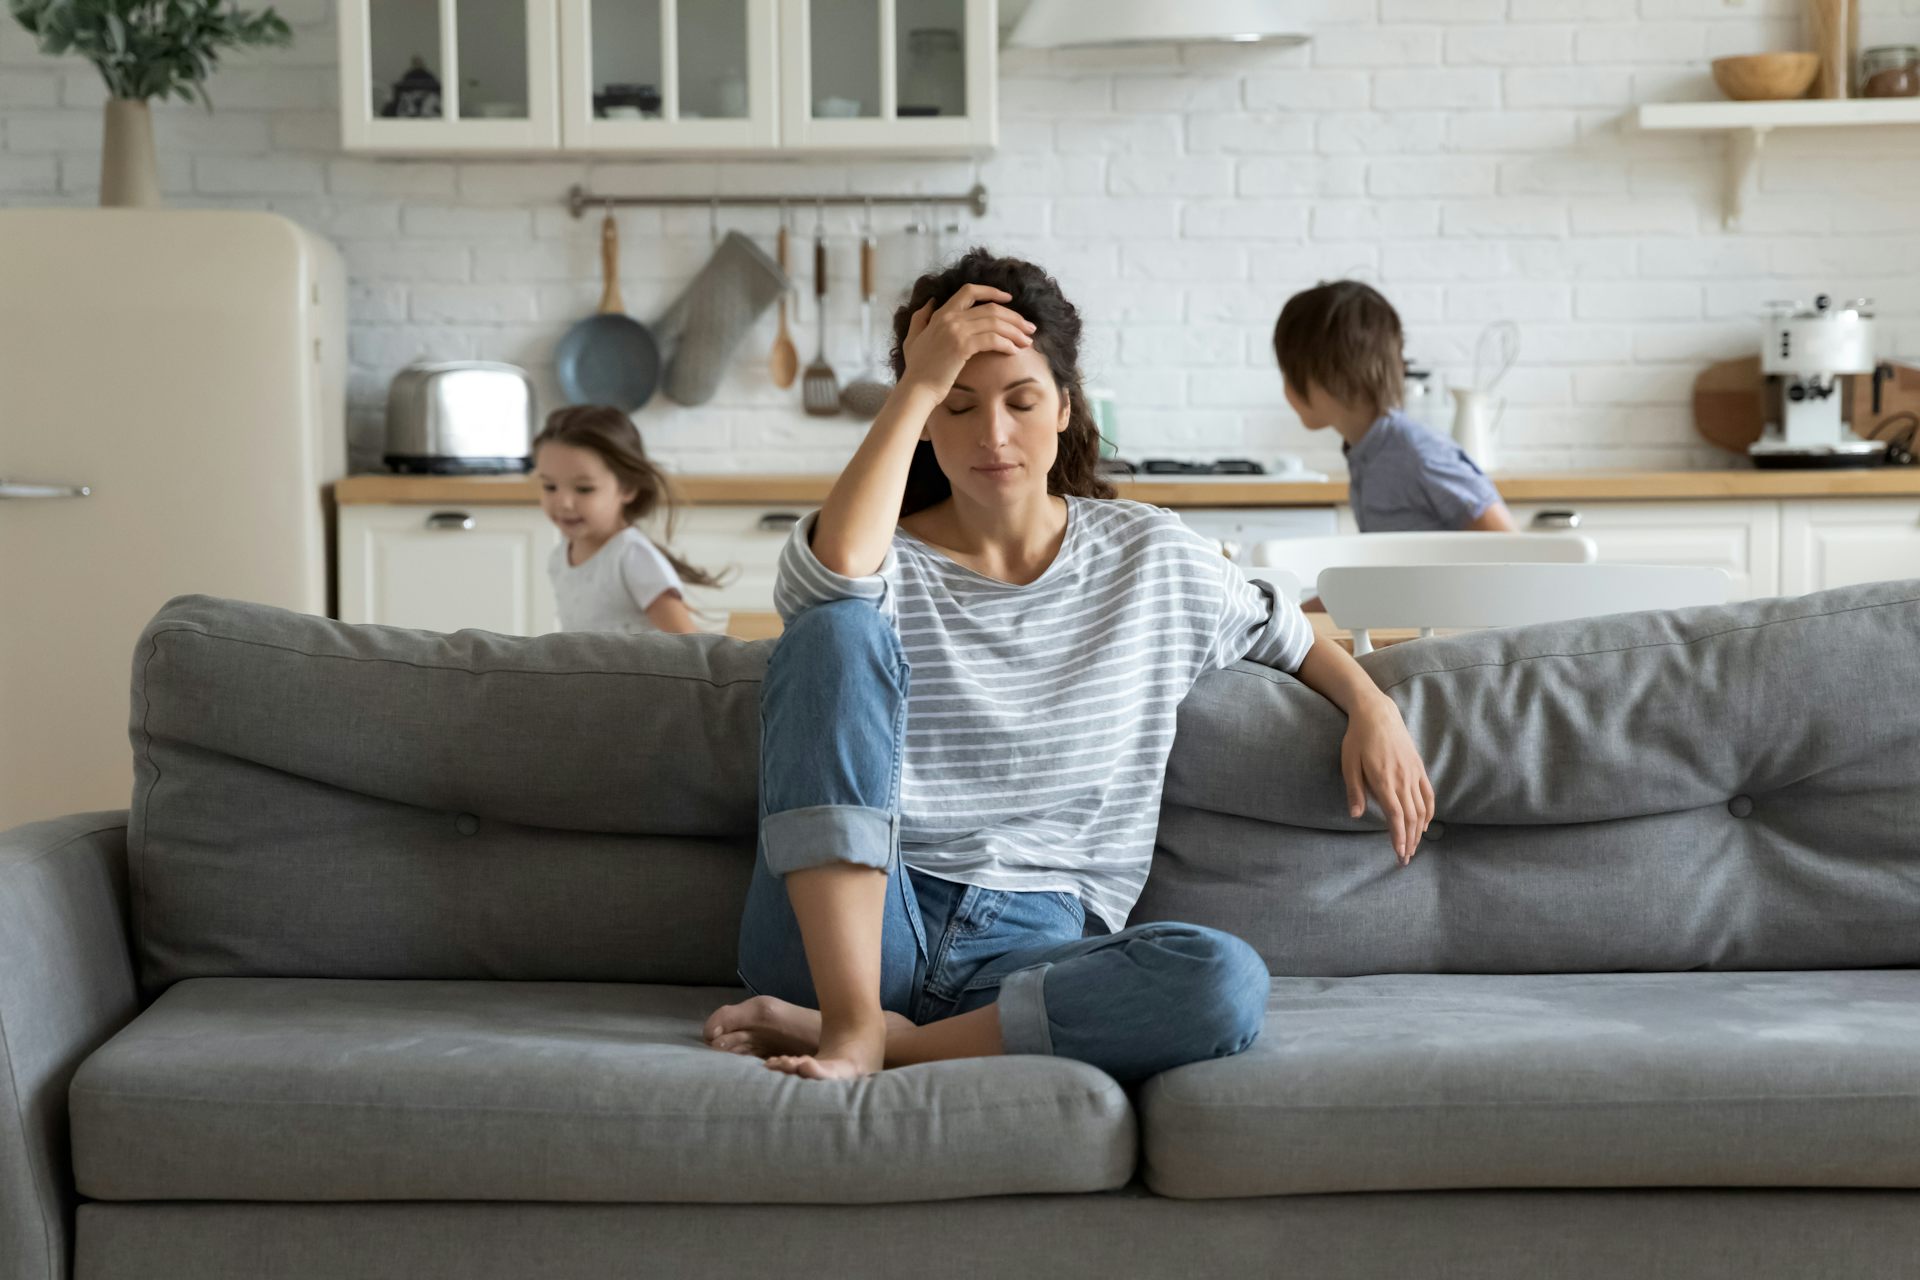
[0,210,345,827]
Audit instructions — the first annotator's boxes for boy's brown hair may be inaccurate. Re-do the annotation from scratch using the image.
[1272,280,1405,416]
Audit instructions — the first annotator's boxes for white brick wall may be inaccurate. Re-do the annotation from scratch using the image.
[4,0,1919,475]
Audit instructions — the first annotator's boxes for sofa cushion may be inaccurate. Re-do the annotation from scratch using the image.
[1140,579,1920,974]
[129,596,768,992]
[1142,970,1920,1198]
[70,978,1135,1204]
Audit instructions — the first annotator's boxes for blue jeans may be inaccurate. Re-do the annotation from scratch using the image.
[736,599,1271,1085]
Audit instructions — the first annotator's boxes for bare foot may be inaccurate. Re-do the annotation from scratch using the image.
[765,1017,887,1080]
[703,994,821,1059]
[704,996,911,1064]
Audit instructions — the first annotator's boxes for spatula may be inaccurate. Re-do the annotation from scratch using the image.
[802,221,841,416]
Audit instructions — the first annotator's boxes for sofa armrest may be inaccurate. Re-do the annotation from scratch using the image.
[0,812,139,1280]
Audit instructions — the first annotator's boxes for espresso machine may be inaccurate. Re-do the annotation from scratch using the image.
[1750,294,1887,468]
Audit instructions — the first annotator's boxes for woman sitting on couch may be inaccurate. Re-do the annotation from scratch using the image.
[703,250,1434,1082]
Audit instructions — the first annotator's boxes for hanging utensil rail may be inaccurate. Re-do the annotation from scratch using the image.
[566,182,989,219]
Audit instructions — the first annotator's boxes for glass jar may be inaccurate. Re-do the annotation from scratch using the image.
[899,27,964,118]
[1861,45,1919,98]
[1402,364,1448,433]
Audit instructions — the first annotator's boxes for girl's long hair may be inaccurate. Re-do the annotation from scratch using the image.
[888,249,1116,517]
[531,406,727,589]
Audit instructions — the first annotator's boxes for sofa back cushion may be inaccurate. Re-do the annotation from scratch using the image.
[130,596,763,992]
[1137,578,1920,974]
[131,581,1920,989]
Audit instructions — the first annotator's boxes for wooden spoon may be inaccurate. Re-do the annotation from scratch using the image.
[770,223,798,389]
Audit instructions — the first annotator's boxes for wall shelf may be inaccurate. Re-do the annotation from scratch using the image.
[1635,99,1920,230]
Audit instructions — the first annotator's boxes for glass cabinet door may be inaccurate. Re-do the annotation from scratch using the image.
[342,0,560,149]
[560,0,777,149]
[781,0,995,150]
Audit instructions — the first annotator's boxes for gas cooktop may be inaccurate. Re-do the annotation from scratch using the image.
[1099,457,1328,481]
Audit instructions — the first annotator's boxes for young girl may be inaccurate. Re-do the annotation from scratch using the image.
[532,405,723,635]
[703,251,1435,1084]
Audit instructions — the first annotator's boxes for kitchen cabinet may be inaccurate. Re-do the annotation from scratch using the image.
[340,504,561,635]
[339,0,562,151]
[638,503,806,615]
[558,0,780,151]
[342,0,995,154]
[1780,498,1920,595]
[779,0,997,152]
[1507,501,1780,600]
[339,502,802,634]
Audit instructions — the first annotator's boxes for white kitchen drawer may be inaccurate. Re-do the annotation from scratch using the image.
[340,504,560,635]
[1506,500,1780,600]
[641,503,809,615]
[1174,506,1341,561]
[1779,498,1920,595]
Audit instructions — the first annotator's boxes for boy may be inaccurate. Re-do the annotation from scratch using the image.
[1274,281,1515,533]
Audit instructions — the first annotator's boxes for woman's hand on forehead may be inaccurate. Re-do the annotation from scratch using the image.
[899,284,1038,401]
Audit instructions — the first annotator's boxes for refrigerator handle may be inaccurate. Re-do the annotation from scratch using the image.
[0,478,91,499]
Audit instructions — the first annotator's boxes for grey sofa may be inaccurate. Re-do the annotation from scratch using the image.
[6,580,1920,1280]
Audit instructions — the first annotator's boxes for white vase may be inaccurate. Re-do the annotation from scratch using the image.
[100,99,161,208]
[1450,387,1505,473]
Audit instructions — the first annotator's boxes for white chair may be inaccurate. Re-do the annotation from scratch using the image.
[1244,532,1597,604]
[1316,563,1733,655]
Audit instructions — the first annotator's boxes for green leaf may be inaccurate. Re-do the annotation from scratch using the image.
[6,0,299,101]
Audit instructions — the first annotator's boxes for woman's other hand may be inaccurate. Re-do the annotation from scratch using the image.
[898,284,1036,401]
[1340,697,1435,867]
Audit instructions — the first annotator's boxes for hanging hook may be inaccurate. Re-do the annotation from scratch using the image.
[708,197,719,245]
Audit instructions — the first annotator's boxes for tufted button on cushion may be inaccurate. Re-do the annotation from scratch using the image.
[1728,796,1754,819]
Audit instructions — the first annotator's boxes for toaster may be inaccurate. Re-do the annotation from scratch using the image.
[383,360,536,474]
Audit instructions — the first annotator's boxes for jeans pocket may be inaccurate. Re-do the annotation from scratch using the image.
[1054,891,1086,928]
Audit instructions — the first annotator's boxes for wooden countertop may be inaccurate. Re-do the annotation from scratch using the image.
[334,468,1920,507]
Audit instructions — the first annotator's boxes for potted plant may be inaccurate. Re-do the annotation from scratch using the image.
[7,0,292,207]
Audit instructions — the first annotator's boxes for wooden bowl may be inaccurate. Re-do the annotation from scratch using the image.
[1711,53,1820,101]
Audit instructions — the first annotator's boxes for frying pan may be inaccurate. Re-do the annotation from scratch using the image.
[555,211,659,410]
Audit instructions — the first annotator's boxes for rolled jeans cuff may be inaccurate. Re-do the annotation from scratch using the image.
[761,804,896,876]
[995,963,1055,1057]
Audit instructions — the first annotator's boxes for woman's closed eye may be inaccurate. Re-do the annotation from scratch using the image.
[943,402,1036,414]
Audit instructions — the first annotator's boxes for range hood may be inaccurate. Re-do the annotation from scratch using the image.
[1007,0,1310,49]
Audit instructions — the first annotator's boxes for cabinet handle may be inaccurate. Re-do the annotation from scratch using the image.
[426,511,476,531]
[0,478,91,499]
[1530,509,1582,531]
[756,512,803,532]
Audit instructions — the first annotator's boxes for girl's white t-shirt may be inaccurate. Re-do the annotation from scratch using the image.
[549,526,684,633]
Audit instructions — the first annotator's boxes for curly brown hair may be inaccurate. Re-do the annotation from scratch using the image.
[530,405,727,589]
[887,248,1116,517]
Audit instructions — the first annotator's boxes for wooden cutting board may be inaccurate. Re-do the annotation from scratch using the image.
[1693,359,1920,454]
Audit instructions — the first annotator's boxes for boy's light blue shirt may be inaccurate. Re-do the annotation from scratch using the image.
[1343,409,1502,533]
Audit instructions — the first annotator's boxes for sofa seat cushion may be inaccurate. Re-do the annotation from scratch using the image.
[70,978,1135,1204]
[1143,970,1920,1199]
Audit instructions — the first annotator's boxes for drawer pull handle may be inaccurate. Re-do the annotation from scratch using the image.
[426,511,476,531]
[756,512,803,532]
[0,478,91,499]
[1531,509,1581,531]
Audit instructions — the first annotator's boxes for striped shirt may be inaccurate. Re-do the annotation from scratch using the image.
[773,496,1315,931]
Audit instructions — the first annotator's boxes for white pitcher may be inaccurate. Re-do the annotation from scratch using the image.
[1449,387,1504,473]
